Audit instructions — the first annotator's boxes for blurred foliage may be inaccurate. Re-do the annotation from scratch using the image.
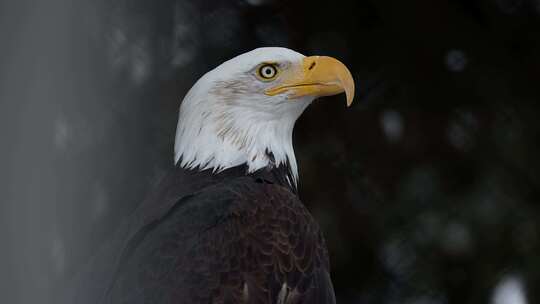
[2,0,540,303]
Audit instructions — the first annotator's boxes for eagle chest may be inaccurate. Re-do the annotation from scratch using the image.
[187,182,330,303]
[106,179,333,304]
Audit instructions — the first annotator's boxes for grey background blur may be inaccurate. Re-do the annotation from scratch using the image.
[1,0,539,303]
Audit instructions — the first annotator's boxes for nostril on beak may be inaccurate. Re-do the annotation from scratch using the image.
[308,61,316,70]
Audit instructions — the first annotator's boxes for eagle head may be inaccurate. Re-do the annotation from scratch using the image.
[174,47,354,184]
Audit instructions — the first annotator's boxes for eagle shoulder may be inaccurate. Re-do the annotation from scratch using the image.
[107,176,335,304]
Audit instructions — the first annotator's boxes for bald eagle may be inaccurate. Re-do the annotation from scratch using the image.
[67,47,354,304]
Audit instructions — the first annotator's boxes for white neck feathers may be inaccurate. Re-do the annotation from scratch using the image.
[174,71,311,184]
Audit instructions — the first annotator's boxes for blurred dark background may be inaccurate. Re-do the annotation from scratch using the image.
[1,0,539,303]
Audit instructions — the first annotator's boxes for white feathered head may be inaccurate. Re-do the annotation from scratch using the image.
[174,47,354,184]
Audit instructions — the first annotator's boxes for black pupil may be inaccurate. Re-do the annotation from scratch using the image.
[263,66,274,77]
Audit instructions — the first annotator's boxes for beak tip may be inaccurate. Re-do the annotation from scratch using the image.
[345,88,354,107]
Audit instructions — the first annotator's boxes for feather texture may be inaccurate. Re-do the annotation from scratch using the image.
[63,166,335,304]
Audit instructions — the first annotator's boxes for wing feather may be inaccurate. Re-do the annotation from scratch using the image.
[69,175,335,304]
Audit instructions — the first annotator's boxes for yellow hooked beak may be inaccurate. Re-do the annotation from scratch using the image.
[265,56,355,106]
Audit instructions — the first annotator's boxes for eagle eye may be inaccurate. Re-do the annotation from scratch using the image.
[256,63,279,81]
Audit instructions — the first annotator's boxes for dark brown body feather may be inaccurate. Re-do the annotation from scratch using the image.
[64,165,335,304]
